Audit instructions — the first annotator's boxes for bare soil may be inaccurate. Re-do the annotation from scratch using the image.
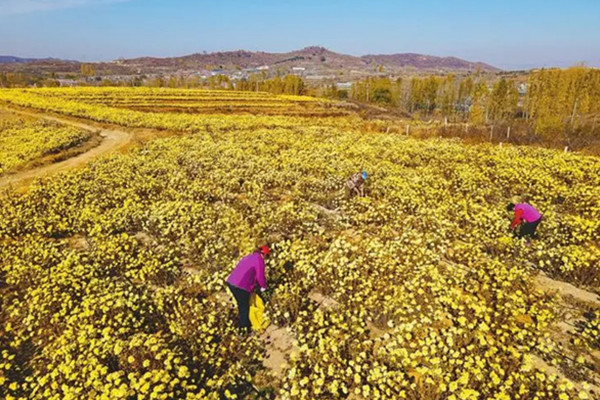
[261,325,297,379]
[534,271,600,306]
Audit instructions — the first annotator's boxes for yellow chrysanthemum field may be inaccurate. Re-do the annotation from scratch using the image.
[0,87,599,399]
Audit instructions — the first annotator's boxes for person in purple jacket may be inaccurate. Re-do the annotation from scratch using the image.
[226,245,270,332]
[507,202,543,239]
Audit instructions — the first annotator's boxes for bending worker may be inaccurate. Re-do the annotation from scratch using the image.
[346,170,368,197]
[226,245,270,332]
[507,202,542,239]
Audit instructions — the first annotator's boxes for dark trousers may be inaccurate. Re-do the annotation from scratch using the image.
[518,217,542,238]
[227,282,251,331]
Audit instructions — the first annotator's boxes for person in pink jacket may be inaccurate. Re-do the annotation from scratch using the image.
[507,202,542,239]
[226,245,270,332]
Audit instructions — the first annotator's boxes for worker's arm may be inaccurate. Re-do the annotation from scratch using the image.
[510,208,524,230]
[256,258,267,290]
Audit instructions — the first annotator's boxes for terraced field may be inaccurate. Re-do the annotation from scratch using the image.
[5,87,352,116]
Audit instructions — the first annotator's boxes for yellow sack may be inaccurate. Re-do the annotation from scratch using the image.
[249,293,269,331]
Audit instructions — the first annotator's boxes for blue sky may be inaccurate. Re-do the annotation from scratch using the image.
[1,0,599,70]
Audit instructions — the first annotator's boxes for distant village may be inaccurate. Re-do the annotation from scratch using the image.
[51,60,378,90]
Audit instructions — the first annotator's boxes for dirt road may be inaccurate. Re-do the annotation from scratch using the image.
[0,108,132,191]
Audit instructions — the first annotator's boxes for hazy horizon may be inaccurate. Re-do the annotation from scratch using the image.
[1,0,599,70]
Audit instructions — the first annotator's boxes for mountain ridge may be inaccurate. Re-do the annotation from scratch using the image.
[0,55,75,64]
[120,46,500,72]
[0,47,500,77]
[0,55,39,64]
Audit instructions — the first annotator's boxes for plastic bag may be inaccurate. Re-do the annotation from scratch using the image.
[249,292,269,331]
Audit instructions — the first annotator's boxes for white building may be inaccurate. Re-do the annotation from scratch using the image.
[336,82,352,90]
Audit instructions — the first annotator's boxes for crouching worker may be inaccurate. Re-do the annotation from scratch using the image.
[507,202,542,239]
[346,170,368,197]
[226,245,270,333]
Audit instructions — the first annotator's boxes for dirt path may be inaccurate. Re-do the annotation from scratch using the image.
[530,271,600,393]
[0,107,133,191]
[534,271,600,305]
[261,325,297,378]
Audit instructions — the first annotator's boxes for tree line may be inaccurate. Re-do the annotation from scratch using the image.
[143,73,305,95]
[333,67,600,142]
[336,73,519,125]
[0,72,60,88]
[0,68,305,96]
[526,67,600,141]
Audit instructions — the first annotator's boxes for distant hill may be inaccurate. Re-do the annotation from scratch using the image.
[121,47,363,69]
[0,55,77,64]
[122,46,500,73]
[361,53,498,72]
[0,47,500,79]
[0,55,38,64]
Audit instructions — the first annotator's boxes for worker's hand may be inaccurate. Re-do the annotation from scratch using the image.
[260,287,267,293]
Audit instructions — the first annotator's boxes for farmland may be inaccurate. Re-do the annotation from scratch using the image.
[16,87,351,117]
[0,87,599,399]
[0,110,92,176]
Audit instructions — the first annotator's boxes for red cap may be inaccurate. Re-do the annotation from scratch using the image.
[260,245,271,255]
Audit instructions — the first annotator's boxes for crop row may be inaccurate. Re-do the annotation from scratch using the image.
[0,89,360,133]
